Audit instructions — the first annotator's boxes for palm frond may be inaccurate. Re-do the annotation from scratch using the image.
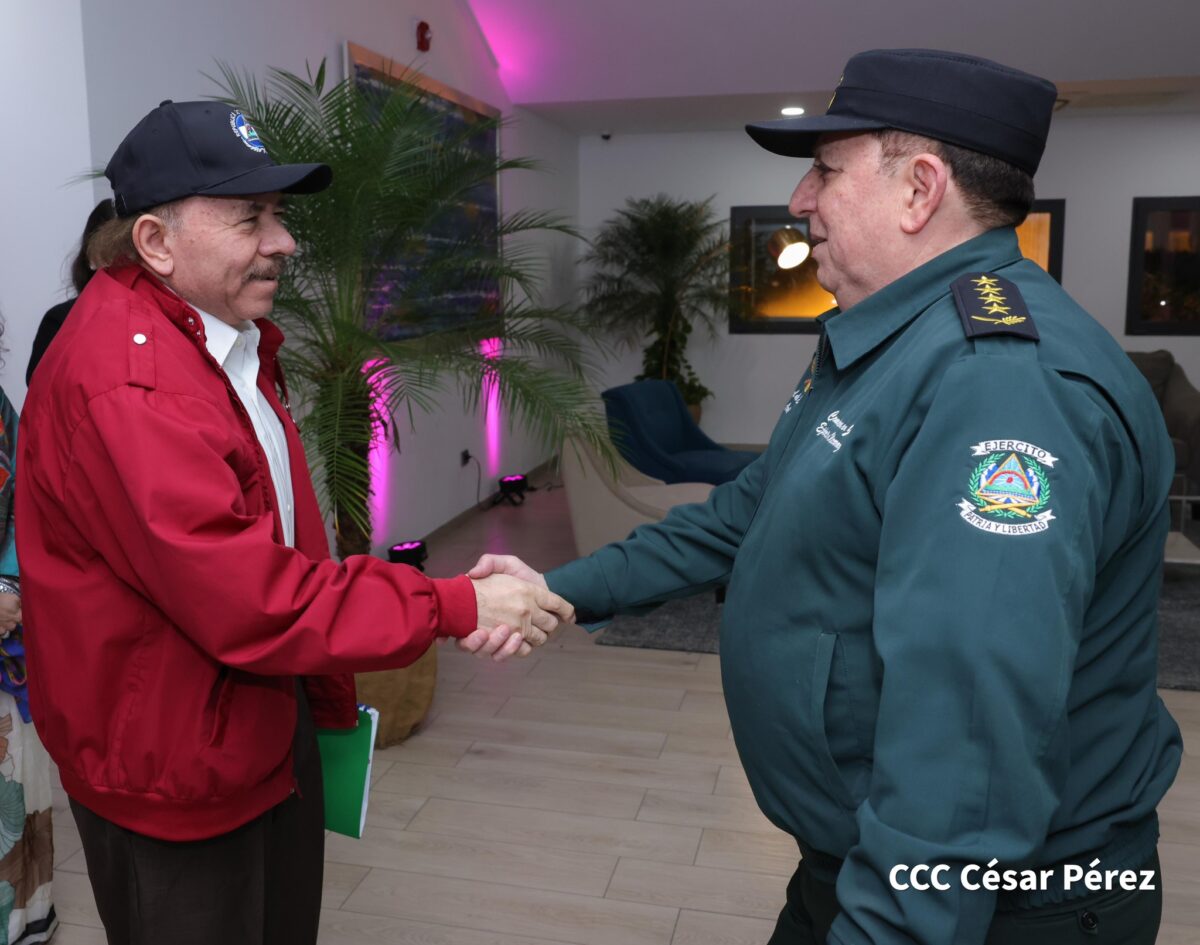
[209,60,612,552]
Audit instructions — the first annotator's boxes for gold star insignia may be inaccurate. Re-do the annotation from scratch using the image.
[972,276,1000,287]
[983,303,1012,315]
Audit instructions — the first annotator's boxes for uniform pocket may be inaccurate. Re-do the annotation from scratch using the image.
[809,631,856,810]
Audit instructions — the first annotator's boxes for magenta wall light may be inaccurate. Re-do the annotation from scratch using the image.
[362,358,390,544]
[480,338,503,478]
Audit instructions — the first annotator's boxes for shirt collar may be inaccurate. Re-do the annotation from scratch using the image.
[196,308,259,370]
[821,227,1024,372]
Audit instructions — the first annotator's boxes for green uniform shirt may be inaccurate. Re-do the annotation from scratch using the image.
[548,227,1183,945]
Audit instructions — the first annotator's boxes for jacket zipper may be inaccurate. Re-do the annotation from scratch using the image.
[810,329,828,393]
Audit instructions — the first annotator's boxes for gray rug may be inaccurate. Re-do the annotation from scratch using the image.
[597,595,723,654]
[1158,565,1200,691]
[597,571,1200,691]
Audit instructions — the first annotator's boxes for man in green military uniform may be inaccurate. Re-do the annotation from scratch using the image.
[462,48,1182,944]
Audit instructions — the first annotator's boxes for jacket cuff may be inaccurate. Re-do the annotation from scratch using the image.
[432,575,477,639]
[547,557,616,624]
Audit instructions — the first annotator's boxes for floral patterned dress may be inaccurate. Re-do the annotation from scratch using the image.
[0,391,55,944]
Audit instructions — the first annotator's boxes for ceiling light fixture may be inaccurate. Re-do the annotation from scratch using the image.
[780,106,806,116]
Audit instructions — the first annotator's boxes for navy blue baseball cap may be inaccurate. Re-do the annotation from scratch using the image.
[746,49,1058,176]
[105,100,332,217]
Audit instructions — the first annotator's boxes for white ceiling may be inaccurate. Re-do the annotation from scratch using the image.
[463,0,1200,134]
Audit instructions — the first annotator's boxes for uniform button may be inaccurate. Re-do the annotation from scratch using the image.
[133,333,147,345]
[1079,911,1099,932]
[186,316,195,325]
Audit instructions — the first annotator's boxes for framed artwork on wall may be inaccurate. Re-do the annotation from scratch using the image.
[346,42,502,340]
[728,205,834,334]
[730,198,1066,334]
[1016,198,1065,282]
[1125,196,1200,336]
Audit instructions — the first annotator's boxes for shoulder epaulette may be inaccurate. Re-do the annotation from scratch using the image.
[951,272,1039,342]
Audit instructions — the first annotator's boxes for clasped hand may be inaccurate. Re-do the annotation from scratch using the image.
[464,556,563,661]
[0,593,20,637]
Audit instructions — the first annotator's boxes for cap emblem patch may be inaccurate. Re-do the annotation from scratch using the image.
[230,111,267,154]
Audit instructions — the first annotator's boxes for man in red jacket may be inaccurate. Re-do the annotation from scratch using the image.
[16,100,572,945]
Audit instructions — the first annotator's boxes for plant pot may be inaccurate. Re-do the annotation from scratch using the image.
[687,403,702,425]
[353,645,438,748]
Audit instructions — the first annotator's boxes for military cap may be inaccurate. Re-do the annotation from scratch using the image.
[746,49,1058,175]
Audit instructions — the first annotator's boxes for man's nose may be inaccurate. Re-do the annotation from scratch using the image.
[262,216,297,258]
[788,172,817,218]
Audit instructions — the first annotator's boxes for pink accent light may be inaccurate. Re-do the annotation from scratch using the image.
[363,359,389,544]
[480,338,503,478]
[393,541,423,551]
[500,475,525,483]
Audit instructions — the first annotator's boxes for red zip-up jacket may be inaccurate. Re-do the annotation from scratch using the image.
[16,264,477,840]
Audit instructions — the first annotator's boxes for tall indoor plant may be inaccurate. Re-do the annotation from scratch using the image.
[216,61,611,742]
[583,194,729,411]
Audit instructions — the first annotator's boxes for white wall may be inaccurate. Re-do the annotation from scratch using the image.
[0,0,95,410]
[578,110,1200,445]
[1036,111,1200,373]
[75,0,579,553]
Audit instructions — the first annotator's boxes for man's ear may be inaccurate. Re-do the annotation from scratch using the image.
[131,213,174,277]
[900,152,951,235]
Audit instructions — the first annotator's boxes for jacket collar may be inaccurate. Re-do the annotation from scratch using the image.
[820,227,1024,372]
[107,263,286,362]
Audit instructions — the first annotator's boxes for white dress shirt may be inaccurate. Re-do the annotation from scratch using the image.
[197,309,295,547]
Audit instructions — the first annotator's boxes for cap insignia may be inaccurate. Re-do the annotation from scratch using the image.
[229,111,267,154]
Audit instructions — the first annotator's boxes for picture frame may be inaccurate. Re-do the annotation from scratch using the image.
[729,198,1066,334]
[1017,198,1065,283]
[1125,196,1200,336]
[728,205,832,334]
[346,42,503,340]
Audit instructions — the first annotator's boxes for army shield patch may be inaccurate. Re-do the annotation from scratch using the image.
[958,441,1057,535]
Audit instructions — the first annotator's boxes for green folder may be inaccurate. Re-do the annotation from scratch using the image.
[315,704,379,838]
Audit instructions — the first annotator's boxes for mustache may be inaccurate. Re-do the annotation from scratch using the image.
[246,258,288,283]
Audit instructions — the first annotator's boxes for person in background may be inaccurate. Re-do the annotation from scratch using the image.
[26,198,117,385]
[17,100,570,945]
[468,48,1181,945]
[0,318,56,944]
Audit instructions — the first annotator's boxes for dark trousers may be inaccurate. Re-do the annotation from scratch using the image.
[768,852,1163,945]
[71,685,325,945]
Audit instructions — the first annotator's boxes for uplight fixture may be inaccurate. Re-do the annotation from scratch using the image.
[494,474,529,507]
[388,539,429,571]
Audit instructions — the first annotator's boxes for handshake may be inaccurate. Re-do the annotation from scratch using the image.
[465,554,572,662]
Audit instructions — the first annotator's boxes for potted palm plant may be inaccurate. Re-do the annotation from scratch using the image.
[582,194,729,417]
[215,61,611,744]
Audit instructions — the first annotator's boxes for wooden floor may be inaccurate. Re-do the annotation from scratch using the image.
[49,478,1200,944]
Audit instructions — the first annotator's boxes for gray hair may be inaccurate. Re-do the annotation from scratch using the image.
[871,130,1035,230]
